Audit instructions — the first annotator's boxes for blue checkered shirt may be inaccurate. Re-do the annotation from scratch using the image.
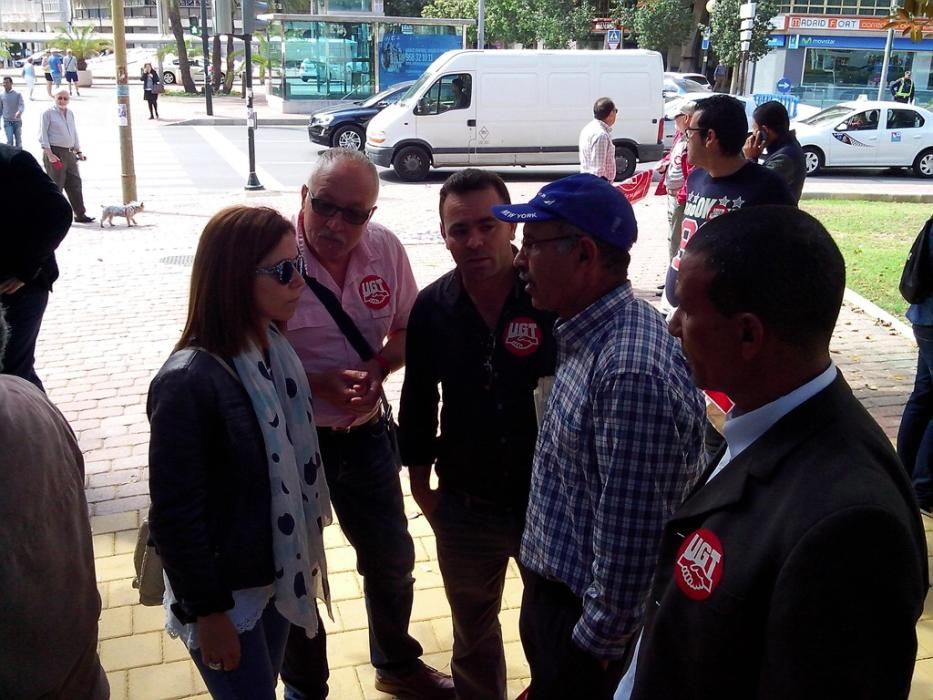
[520,282,706,659]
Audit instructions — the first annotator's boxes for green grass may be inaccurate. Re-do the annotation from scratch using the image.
[800,200,931,318]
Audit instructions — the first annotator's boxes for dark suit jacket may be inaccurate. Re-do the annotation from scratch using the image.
[631,373,928,700]
[763,131,807,204]
[0,144,73,291]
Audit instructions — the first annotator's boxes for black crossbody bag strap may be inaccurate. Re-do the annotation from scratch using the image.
[301,272,376,362]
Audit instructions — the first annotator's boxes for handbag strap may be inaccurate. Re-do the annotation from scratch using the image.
[302,272,376,362]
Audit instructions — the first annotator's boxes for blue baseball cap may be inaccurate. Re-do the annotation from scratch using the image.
[491,173,638,251]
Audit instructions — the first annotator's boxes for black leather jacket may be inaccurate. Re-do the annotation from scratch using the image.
[763,130,807,204]
[147,347,274,623]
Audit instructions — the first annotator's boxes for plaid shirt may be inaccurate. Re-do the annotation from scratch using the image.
[520,283,706,659]
[579,118,616,182]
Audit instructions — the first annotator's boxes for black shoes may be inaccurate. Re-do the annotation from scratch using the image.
[74,215,95,223]
[374,663,455,699]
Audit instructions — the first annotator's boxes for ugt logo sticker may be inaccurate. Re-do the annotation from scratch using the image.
[674,528,724,600]
[359,275,391,310]
[503,317,541,357]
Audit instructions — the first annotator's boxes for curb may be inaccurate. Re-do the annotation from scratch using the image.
[172,117,308,126]
[802,190,933,203]
[842,287,915,342]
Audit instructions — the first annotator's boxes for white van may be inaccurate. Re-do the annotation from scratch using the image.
[366,49,665,182]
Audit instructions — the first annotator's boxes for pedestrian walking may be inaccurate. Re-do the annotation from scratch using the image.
[48,49,64,89]
[148,205,331,699]
[712,62,728,92]
[742,100,807,203]
[578,97,618,182]
[656,101,695,262]
[39,89,94,223]
[494,174,706,700]
[897,215,933,513]
[0,144,72,390]
[0,77,25,149]
[41,54,53,97]
[616,206,928,700]
[891,70,916,103]
[22,60,36,100]
[64,49,80,96]
[141,62,161,119]
[281,147,454,700]
[0,308,110,700]
[399,169,557,700]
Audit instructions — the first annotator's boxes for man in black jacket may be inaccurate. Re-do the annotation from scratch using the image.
[742,100,807,203]
[0,144,73,389]
[616,205,928,700]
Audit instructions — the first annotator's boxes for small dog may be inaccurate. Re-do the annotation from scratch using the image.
[100,201,144,228]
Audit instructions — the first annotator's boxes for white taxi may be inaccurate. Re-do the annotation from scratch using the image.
[793,100,933,178]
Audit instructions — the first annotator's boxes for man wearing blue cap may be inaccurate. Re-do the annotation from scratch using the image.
[493,174,706,699]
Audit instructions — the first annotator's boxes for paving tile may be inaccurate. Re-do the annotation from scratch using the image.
[133,603,167,633]
[127,660,195,700]
[162,632,192,663]
[93,533,116,558]
[410,586,453,622]
[327,666,366,700]
[91,511,138,535]
[106,670,128,700]
[335,597,370,633]
[504,640,530,679]
[329,570,363,602]
[108,578,142,607]
[99,605,133,640]
[327,545,359,573]
[95,553,135,583]
[99,631,162,670]
[327,628,372,669]
[114,528,139,554]
[357,664,397,700]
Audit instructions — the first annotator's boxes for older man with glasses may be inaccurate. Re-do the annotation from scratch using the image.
[281,147,454,700]
[39,89,93,224]
[494,173,706,700]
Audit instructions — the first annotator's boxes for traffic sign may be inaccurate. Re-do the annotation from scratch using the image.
[607,29,622,49]
[701,35,710,50]
[776,77,792,93]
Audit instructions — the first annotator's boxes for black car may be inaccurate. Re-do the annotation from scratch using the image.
[308,80,414,151]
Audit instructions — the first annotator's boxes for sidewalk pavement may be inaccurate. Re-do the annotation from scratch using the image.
[15,83,933,699]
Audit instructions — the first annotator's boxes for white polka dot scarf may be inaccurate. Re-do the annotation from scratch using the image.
[232,326,332,638]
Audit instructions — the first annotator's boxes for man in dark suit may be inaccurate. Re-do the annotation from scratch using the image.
[616,205,928,700]
[0,144,73,390]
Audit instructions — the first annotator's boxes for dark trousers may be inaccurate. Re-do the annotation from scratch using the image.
[519,570,627,700]
[281,607,329,700]
[432,489,526,700]
[898,324,933,507]
[43,145,86,218]
[282,418,421,696]
[1,284,49,391]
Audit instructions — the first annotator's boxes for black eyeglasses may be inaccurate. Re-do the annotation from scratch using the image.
[308,195,373,226]
[256,255,305,285]
[684,127,709,138]
[520,235,580,252]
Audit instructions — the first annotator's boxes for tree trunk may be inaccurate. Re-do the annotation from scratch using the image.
[223,35,236,95]
[678,0,707,72]
[166,0,197,93]
[212,34,223,92]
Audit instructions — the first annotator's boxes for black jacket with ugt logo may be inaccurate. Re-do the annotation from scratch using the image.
[399,267,556,511]
[630,373,927,700]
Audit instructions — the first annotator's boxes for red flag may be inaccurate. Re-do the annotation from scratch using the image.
[616,169,652,205]
[705,390,735,414]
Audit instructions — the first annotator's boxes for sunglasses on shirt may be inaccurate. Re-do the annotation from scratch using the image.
[255,255,305,285]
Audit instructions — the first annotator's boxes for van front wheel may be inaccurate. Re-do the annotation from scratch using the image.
[393,146,431,182]
[614,146,637,180]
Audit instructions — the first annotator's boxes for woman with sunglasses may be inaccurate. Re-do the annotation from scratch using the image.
[147,205,331,699]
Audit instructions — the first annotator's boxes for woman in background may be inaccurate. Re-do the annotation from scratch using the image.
[140,62,161,119]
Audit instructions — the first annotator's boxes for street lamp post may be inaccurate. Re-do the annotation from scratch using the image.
[877,0,897,100]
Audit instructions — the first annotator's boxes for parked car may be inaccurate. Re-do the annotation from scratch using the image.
[793,100,933,178]
[661,93,756,151]
[662,76,711,100]
[160,56,225,85]
[308,80,414,151]
[665,71,711,89]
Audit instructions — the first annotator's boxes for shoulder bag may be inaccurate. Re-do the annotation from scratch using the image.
[302,273,402,467]
[899,216,933,304]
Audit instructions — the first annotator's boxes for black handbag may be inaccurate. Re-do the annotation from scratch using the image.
[899,216,933,304]
[302,273,402,467]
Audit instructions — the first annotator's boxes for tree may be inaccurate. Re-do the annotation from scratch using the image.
[705,0,779,67]
[423,0,591,48]
[49,25,111,71]
[385,0,431,15]
[614,0,695,53]
[886,0,932,41]
[165,0,198,93]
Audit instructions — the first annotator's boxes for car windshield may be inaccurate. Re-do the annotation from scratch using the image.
[361,84,408,108]
[800,105,855,126]
[400,70,435,105]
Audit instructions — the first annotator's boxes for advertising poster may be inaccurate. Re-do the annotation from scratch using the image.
[378,32,461,87]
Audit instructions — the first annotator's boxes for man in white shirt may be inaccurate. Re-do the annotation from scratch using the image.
[578,97,617,182]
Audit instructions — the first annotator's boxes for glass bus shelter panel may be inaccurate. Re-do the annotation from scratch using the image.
[277,20,376,100]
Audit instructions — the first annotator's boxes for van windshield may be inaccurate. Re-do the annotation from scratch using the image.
[400,70,436,106]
